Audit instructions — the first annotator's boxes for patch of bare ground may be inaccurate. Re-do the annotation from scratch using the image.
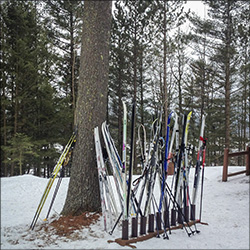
[48,212,101,237]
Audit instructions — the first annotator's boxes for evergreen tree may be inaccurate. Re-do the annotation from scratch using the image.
[151,0,187,130]
[1,0,59,176]
[204,0,240,151]
[235,1,250,152]
[2,133,38,175]
[44,0,83,132]
[62,1,112,215]
[188,12,221,165]
[109,0,154,165]
[109,0,188,170]
[109,0,131,156]
[188,1,249,164]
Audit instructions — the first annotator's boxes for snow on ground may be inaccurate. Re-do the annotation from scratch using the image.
[1,166,249,249]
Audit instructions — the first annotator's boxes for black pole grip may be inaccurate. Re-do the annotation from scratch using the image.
[148,214,154,233]
[190,204,196,221]
[140,216,147,235]
[131,217,138,238]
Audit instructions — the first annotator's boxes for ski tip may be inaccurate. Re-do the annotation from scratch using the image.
[43,218,47,222]
[73,125,78,135]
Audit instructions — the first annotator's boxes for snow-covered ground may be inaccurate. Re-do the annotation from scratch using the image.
[1,166,249,249]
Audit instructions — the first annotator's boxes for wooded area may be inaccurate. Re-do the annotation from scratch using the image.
[1,0,249,177]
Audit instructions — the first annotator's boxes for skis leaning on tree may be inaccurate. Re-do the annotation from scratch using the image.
[30,129,77,230]
[94,126,117,232]
[99,101,140,235]
[101,121,125,234]
[44,139,76,222]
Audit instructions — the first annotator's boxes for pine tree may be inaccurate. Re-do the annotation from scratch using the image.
[235,1,250,152]
[1,0,40,175]
[204,0,240,150]
[109,0,155,167]
[1,0,59,176]
[44,0,83,131]
[187,1,249,164]
[109,0,131,156]
[152,0,186,130]
[61,1,112,215]
[2,133,38,175]
[170,29,191,116]
[188,12,220,164]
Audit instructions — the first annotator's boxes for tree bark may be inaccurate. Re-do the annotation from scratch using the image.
[62,1,112,216]
[117,37,123,157]
[224,0,231,149]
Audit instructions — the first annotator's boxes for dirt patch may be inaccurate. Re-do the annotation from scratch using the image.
[49,212,101,237]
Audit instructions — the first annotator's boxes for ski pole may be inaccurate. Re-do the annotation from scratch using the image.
[109,211,123,235]
[45,147,74,221]
[165,183,194,236]
[152,194,169,239]
[199,137,207,222]
[151,195,161,238]
[44,174,63,221]
[186,184,200,234]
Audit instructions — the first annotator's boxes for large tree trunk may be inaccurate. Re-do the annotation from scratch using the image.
[62,1,112,216]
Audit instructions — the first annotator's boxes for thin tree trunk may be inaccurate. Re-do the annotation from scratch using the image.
[132,13,137,172]
[139,48,144,126]
[70,8,76,127]
[224,1,231,149]
[118,37,123,157]
[2,53,7,176]
[163,1,168,132]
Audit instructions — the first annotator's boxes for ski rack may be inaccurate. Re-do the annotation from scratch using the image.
[94,109,209,244]
[107,219,208,248]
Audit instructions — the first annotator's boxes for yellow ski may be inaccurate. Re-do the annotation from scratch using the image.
[30,130,77,230]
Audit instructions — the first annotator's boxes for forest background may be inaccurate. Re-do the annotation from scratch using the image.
[1,0,249,177]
